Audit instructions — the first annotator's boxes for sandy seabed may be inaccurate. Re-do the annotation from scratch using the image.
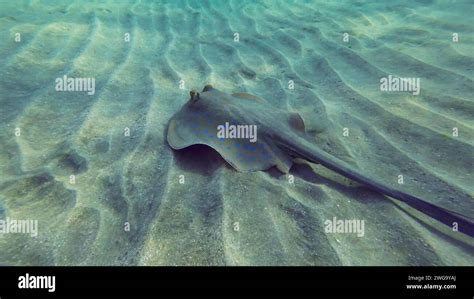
[0,0,473,265]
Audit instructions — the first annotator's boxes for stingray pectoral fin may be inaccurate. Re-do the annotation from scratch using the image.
[166,118,178,147]
[293,106,329,134]
[278,135,474,237]
[167,118,193,149]
[210,138,293,173]
[288,113,305,132]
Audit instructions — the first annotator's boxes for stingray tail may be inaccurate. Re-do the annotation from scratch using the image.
[280,136,474,238]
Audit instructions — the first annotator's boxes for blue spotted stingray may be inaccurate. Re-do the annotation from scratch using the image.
[167,85,474,237]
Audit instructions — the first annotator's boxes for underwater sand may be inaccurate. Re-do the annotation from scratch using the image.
[0,0,473,265]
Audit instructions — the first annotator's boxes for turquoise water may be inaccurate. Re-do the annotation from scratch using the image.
[0,0,473,265]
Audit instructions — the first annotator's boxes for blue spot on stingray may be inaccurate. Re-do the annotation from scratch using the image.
[235,143,240,148]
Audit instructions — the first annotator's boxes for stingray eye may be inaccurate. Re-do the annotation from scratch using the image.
[189,90,200,102]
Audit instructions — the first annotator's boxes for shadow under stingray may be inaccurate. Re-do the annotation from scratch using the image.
[289,162,382,204]
[172,144,474,250]
[171,144,230,175]
[172,142,382,204]
[172,143,394,206]
[290,162,474,248]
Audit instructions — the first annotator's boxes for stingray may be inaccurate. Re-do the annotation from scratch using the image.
[167,85,474,237]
